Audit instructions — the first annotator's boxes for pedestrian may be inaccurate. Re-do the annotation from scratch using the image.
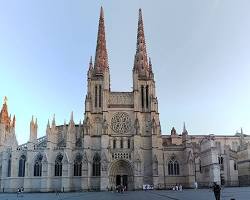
[175,184,178,191]
[179,184,182,191]
[194,181,198,190]
[212,182,221,200]
[17,187,20,197]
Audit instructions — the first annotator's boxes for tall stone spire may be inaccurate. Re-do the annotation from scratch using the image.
[182,122,188,135]
[94,6,109,75]
[133,8,150,77]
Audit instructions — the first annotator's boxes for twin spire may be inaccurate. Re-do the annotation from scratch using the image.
[92,7,153,77]
[133,8,150,77]
[93,7,109,75]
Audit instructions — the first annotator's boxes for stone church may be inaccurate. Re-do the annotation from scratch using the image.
[0,8,250,192]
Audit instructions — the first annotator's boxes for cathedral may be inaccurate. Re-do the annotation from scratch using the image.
[0,8,250,192]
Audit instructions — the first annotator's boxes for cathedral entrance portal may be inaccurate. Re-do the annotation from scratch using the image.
[109,160,134,190]
[116,175,128,188]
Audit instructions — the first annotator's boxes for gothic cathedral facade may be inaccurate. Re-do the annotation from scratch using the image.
[1,8,250,192]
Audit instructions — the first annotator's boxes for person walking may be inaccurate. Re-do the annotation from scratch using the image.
[212,182,221,200]
[194,181,198,190]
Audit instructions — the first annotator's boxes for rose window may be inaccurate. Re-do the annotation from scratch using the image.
[111,112,131,134]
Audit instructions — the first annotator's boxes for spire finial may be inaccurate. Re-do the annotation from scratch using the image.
[94,6,109,74]
[100,6,104,18]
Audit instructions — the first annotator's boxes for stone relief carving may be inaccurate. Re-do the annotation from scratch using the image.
[110,112,131,134]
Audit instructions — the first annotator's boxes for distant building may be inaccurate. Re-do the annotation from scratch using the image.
[0,8,250,192]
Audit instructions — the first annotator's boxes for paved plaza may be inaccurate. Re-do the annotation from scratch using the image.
[0,187,250,200]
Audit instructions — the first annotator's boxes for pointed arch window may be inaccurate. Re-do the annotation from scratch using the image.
[141,85,144,108]
[99,85,102,107]
[74,154,82,176]
[18,155,26,177]
[92,153,101,176]
[146,85,149,108]
[95,85,98,107]
[199,159,202,173]
[113,139,116,149]
[34,154,43,176]
[55,154,63,176]
[120,138,123,149]
[7,155,11,177]
[168,159,180,175]
[127,138,130,149]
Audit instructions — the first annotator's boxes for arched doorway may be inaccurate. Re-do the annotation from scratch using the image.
[109,159,134,190]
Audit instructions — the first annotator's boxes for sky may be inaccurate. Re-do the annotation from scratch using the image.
[0,0,250,145]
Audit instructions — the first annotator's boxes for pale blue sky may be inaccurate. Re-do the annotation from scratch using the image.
[0,0,250,144]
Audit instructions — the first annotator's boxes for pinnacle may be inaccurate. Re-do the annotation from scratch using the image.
[89,56,93,65]
[89,56,93,70]
[70,111,74,122]
[52,114,56,126]
[47,119,50,128]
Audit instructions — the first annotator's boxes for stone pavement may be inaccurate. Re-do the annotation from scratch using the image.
[0,187,249,200]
